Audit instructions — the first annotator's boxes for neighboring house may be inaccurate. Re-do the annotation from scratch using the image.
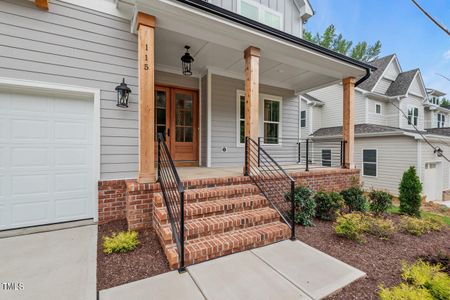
[0,0,372,238]
[304,54,450,201]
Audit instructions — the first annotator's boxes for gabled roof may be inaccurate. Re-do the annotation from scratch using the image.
[302,93,323,103]
[385,69,419,96]
[426,88,446,97]
[358,54,396,91]
[311,124,424,137]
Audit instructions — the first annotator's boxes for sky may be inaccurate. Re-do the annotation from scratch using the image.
[305,0,450,96]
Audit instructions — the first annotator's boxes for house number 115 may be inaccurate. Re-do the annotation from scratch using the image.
[144,44,149,70]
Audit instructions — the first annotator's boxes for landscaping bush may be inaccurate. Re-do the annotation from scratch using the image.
[399,216,445,236]
[287,186,316,226]
[103,231,140,254]
[380,260,450,300]
[366,216,396,239]
[399,166,422,217]
[335,213,368,243]
[402,260,450,300]
[379,283,434,300]
[368,190,393,215]
[341,186,368,212]
[314,191,344,221]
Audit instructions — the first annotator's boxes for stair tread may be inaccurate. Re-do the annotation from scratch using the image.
[159,207,280,239]
[155,194,268,221]
[165,222,290,262]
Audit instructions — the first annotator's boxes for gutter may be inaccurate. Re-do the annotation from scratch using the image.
[174,0,376,85]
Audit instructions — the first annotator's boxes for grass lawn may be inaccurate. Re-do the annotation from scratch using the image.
[388,205,450,226]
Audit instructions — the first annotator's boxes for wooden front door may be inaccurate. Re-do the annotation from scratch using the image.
[155,86,198,163]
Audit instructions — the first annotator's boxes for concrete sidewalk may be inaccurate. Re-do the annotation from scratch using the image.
[0,225,97,300]
[100,240,365,300]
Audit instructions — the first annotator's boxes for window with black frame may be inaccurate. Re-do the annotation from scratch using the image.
[363,149,377,176]
[300,110,306,128]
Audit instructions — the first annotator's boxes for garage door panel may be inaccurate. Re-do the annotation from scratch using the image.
[11,147,49,168]
[54,121,89,143]
[54,97,90,115]
[0,119,8,141]
[55,173,88,193]
[55,147,90,167]
[11,119,49,142]
[12,174,50,196]
[12,201,49,225]
[10,93,51,114]
[55,197,87,219]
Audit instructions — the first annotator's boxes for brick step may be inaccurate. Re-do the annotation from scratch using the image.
[165,222,290,269]
[153,184,260,208]
[154,194,268,224]
[157,207,281,244]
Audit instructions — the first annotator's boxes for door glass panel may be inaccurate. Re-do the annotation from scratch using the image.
[155,90,167,139]
[175,93,193,142]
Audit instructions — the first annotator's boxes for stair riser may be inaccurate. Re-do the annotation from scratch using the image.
[158,213,281,245]
[154,186,260,208]
[154,199,269,224]
[166,226,290,269]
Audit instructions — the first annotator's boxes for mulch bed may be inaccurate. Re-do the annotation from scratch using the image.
[296,216,450,300]
[97,220,170,291]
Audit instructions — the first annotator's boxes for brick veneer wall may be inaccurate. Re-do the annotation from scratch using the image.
[97,168,360,230]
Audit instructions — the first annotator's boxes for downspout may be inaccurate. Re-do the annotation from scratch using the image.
[355,67,372,87]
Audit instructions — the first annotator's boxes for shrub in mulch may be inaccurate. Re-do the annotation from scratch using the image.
[379,260,450,300]
[341,186,369,212]
[399,166,423,217]
[369,190,393,216]
[420,253,450,276]
[399,215,445,236]
[286,186,316,226]
[314,191,344,221]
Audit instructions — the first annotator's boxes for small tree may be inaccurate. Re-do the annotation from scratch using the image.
[399,166,422,217]
[286,186,316,226]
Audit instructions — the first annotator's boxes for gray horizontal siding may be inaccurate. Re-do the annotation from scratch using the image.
[210,74,299,167]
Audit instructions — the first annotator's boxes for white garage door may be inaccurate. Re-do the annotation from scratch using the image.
[423,162,442,201]
[0,88,95,230]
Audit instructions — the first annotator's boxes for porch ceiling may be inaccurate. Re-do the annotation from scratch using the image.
[137,0,368,93]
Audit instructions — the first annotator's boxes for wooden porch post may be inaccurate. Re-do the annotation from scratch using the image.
[343,77,356,169]
[35,0,49,10]
[137,13,156,183]
[244,46,261,175]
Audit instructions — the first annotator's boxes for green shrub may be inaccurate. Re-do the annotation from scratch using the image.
[103,231,140,254]
[341,186,368,212]
[399,216,445,236]
[335,213,369,243]
[379,283,434,300]
[369,190,393,215]
[366,216,396,239]
[399,166,422,217]
[401,260,450,300]
[314,191,344,221]
[287,186,316,226]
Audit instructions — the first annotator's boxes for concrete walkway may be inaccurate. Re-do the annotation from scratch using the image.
[0,225,97,300]
[100,240,365,300]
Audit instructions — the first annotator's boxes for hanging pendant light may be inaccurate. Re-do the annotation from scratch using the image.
[115,78,131,108]
[181,45,194,76]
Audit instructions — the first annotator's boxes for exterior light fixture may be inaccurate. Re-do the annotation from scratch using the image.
[181,45,194,76]
[115,78,131,108]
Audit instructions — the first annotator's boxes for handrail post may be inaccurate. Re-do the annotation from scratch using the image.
[341,140,346,168]
[179,190,185,273]
[157,135,161,182]
[340,140,343,167]
[244,137,249,176]
[297,141,301,163]
[290,180,296,241]
[305,139,309,172]
[257,137,261,167]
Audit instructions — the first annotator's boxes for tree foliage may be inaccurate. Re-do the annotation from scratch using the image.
[399,166,422,217]
[304,25,382,62]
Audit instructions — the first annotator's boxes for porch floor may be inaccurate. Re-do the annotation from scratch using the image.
[177,165,341,180]
[99,240,365,300]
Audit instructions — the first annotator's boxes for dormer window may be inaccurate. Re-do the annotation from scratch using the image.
[407,106,419,126]
[238,0,283,30]
[430,96,440,105]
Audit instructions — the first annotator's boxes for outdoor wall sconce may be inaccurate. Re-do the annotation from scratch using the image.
[181,45,194,76]
[115,78,131,108]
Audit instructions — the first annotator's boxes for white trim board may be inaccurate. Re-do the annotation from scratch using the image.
[0,77,101,223]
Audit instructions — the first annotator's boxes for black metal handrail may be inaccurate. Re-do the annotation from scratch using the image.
[258,137,345,171]
[157,133,185,272]
[245,137,296,240]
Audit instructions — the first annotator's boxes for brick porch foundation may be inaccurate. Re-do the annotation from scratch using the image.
[97,168,360,230]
